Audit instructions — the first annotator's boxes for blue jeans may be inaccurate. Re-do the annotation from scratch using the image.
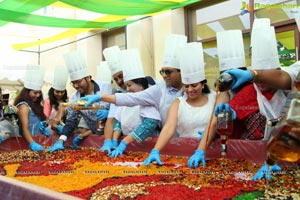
[61,107,98,138]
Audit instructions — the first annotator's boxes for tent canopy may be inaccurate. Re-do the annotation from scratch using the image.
[0,0,199,91]
[0,0,200,51]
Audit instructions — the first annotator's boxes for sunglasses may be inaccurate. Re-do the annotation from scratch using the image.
[159,69,176,76]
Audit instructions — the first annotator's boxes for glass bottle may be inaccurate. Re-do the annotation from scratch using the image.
[3,105,20,137]
[217,110,233,156]
[266,98,300,165]
[61,100,104,111]
[214,73,234,92]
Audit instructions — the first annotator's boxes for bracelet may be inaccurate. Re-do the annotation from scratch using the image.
[251,70,258,82]
[53,118,60,123]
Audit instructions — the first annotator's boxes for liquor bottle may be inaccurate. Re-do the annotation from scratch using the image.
[214,73,234,92]
[2,105,20,137]
[11,114,20,137]
[61,100,104,110]
[266,98,300,165]
[217,110,233,156]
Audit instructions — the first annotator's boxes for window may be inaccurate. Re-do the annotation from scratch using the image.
[187,0,250,41]
[102,27,126,50]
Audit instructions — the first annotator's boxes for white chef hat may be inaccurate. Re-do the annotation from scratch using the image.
[103,46,122,75]
[52,66,68,91]
[24,65,45,90]
[251,18,271,47]
[121,49,145,82]
[63,51,89,81]
[163,34,187,69]
[97,61,112,83]
[179,42,205,84]
[251,26,280,70]
[252,18,270,30]
[217,30,246,71]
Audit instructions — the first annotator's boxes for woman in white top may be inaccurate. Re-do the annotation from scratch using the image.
[143,42,216,166]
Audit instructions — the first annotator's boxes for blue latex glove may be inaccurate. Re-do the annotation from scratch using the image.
[252,163,282,181]
[188,149,206,168]
[29,141,44,152]
[143,149,163,166]
[225,69,253,90]
[56,125,64,134]
[109,141,127,158]
[79,95,101,108]
[99,140,114,154]
[214,102,237,120]
[0,135,4,143]
[198,131,203,141]
[39,121,47,129]
[96,110,109,121]
[72,135,82,148]
[112,139,118,149]
[47,141,64,152]
[39,121,51,137]
[41,128,51,136]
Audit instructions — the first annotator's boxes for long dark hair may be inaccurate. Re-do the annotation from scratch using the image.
[131,77,149,90]
[14,88,46,120]
[48,87,68,110]
[201,79,210,94]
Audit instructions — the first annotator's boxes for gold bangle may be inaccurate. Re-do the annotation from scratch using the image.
[53,118,60,123]
[251,70,258,82]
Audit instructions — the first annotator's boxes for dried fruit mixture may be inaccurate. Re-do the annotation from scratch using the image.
[0,147,299,200]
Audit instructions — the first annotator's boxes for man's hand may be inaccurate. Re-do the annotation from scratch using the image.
[252,163,282,181]
[214,103,237,119]
[97,110,109,121]
[225,69,253,90]
[79,95,101,108]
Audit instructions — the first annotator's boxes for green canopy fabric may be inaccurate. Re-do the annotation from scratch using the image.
[0,0,200,28]
[0,8,138,28]
[60,0,198,15]
[0,0,56,26]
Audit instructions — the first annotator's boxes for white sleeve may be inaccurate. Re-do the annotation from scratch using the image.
[281,61,300,88]
[108,104,118,118]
